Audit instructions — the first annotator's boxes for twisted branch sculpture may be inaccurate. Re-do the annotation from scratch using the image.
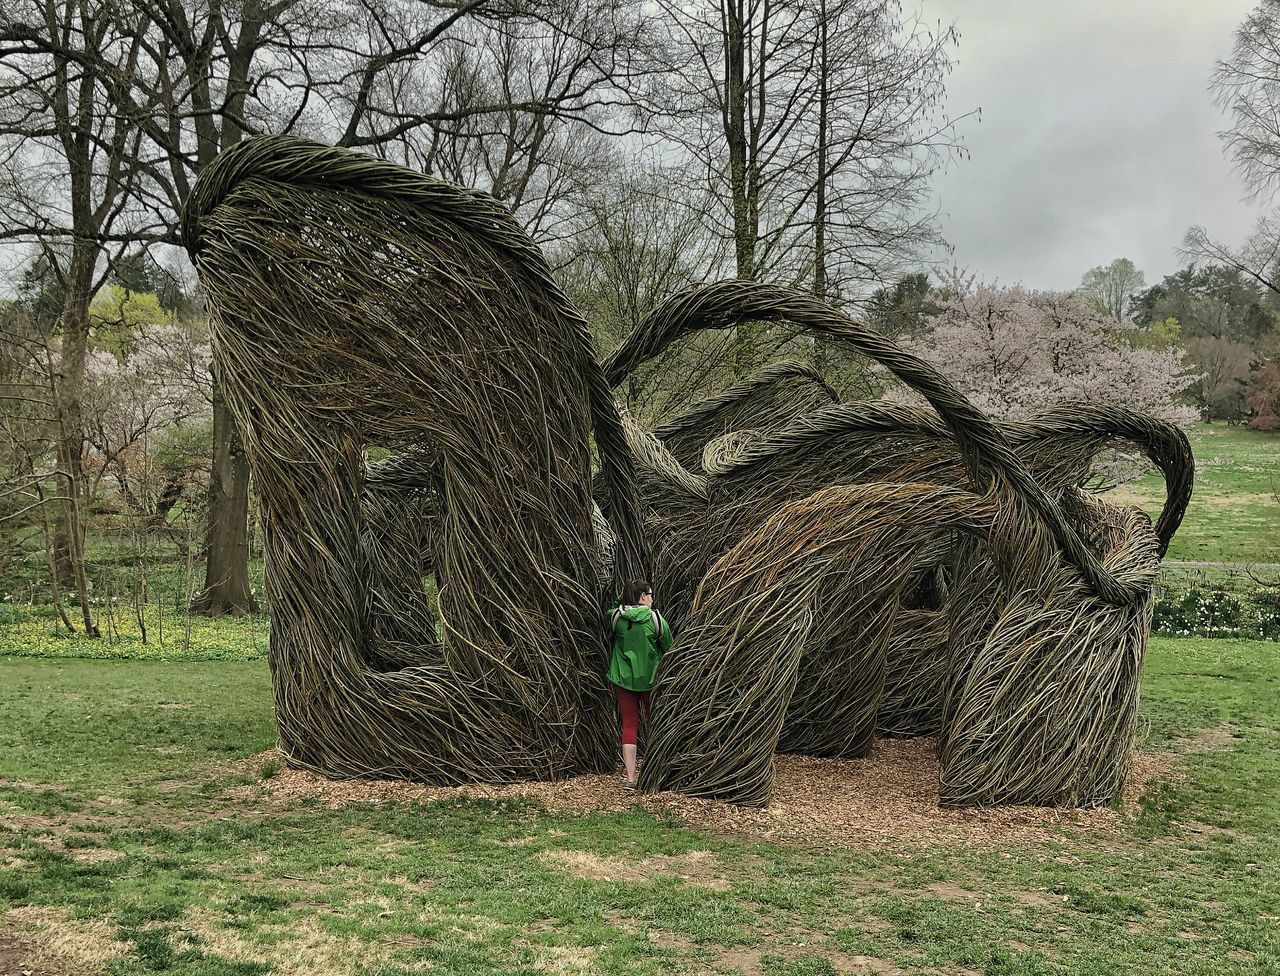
[183,135,1192,809]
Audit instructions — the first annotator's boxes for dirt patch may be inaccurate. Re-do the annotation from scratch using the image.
[0,930,61,976]
[242,740,1173,849]
[544,849,729,890]
[2,906,128,975]
[175,909,434,976]
[1171,723,1239,753]
[1012,889,1070,909]
[717,944,903,975]
[924,881,979,901]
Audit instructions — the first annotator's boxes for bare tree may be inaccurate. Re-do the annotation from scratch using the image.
[1213,0,1280,200]
[367,0,649,245]
[557,163,729,420]
[0,302,97,631]
[0,0,159,611]
[642,0,967,375]
[1187,4,1280,297]
[807,1,968,299]
[1184,219,1280,300]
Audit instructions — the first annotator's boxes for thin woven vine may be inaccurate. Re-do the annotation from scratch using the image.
[184,135,1191,809]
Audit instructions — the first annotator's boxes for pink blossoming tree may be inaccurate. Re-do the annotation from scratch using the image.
[891,273,1198,429]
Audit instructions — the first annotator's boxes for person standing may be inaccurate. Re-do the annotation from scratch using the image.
[606,580,673,789]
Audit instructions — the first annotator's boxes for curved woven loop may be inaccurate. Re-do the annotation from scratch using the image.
[685,398,1191,559]
[654,360,839,473]
[639,481,1000,806]
[937,499,1161,808]
[605,282,1156,606]
[1008,403,1193,557]
[183,134,649,585]
[181,134,646,781]
[180,134,1186,811]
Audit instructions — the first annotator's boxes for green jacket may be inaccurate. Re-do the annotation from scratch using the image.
[606,603,673,692]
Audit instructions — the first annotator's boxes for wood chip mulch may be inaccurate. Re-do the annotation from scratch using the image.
[240,739,1176,849]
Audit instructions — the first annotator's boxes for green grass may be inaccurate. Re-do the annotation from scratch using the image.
[0,657,273,789]
[1109,423,1280,565]
[1,637,1278,975]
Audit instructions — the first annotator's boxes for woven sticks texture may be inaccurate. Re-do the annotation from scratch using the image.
[184,135,1191,810]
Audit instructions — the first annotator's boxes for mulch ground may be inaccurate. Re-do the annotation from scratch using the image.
[244,738,1175,848]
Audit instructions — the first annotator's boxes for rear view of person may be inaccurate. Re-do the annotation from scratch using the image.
[606,580,673,789]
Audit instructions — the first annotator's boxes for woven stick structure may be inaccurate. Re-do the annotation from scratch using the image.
[183,135,1192,810]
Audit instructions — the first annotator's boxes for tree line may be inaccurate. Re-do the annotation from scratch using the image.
[3,0,1280,627]
[0,0,968,624]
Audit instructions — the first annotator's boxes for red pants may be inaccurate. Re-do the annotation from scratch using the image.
[614,685,652,746]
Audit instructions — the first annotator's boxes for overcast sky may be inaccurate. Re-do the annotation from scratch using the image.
[926,0,1266,291]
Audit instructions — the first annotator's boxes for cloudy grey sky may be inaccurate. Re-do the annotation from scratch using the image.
[927,0,1266,290]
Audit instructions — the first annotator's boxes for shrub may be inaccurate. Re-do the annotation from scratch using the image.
[1154,585,1280,640]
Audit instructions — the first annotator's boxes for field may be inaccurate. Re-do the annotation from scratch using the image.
[2,637,1279,976]
[1,422,1278,975]
[1108,423,1280,567]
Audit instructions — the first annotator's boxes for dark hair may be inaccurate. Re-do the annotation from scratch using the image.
[623,580,653,605]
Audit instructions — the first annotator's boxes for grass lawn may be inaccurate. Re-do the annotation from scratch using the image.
[1,637,1278,975]
[1107,423,1280,565]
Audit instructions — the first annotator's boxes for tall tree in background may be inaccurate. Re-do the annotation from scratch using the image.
[368,0,650,246]
[646,0,967,376]
[1078,257,1145,320]
[1186,1,1280,296]
[32,0,650,616]
[0,0,159,629]
[558,164,725,419]
[806,2,967,299]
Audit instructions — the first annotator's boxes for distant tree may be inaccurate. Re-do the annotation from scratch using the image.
[1245,360,1280,428]
[865,273,936,340]
[893,274,1197,428]
[1183,337,1254,423]
[1137,265,1277,341]
[88,287,170,359]
[1078,258,1145,320]
[558,165,724,420]
[1130,265,1279,420]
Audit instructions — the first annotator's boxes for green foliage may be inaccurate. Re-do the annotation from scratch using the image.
[1131,264,1277,345]
[1078,256,1145,319]
[88,284,171,358]
[865,272,936,339]
[0,603,267,661]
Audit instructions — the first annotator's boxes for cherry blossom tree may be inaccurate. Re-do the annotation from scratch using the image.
[892,273,1198,428]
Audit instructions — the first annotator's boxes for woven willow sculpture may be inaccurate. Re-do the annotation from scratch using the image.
[183,135,1192,809]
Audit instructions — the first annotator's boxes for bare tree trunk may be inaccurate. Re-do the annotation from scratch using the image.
[51,243,95,595]
[724,0,758,377]
[191,382,258,616]
[813,0,830,373]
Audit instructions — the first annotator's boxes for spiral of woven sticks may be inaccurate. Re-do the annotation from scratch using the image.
[184,135,1191,809]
